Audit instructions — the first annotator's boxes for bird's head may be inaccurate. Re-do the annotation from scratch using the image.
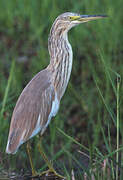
[50,12,107,35]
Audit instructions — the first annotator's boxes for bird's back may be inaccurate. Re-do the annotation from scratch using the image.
[6,68,57,154]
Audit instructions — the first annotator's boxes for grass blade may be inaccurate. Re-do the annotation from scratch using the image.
[116,75,121,180]
[57,128,89,152]
[0,60,15,121]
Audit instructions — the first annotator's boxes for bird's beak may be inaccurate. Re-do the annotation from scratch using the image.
[70,15,107,23]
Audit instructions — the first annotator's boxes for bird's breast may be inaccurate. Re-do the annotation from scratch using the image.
[49,92,59,118]
[60,39,73,98]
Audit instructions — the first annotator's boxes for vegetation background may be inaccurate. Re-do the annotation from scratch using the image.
[0,0,122,179]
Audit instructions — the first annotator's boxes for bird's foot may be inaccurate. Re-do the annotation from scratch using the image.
[32,168,66,179]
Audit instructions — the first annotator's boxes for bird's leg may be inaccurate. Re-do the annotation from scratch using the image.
[37,137,66,179]
[37,141,54,171]
[26,142,36,176]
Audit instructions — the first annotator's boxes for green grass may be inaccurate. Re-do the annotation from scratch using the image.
[0,0,123,179]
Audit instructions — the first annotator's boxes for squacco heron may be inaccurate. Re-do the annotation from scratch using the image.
[6,12,106,178]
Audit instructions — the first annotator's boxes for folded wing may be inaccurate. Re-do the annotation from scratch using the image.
[6,69,58,154]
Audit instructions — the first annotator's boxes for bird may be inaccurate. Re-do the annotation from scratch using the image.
[6,12,106,177]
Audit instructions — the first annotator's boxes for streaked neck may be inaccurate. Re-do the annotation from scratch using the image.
[48,30,73,99]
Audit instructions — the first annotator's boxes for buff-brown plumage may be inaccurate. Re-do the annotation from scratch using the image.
[6,12,106,154]
[6,69,55,153]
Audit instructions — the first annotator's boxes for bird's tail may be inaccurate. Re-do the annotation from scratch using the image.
[6,129,24,154]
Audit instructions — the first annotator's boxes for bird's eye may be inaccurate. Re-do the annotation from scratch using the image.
[69,16,73,21]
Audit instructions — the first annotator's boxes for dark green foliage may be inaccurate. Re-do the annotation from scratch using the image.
[0,0,123,179]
